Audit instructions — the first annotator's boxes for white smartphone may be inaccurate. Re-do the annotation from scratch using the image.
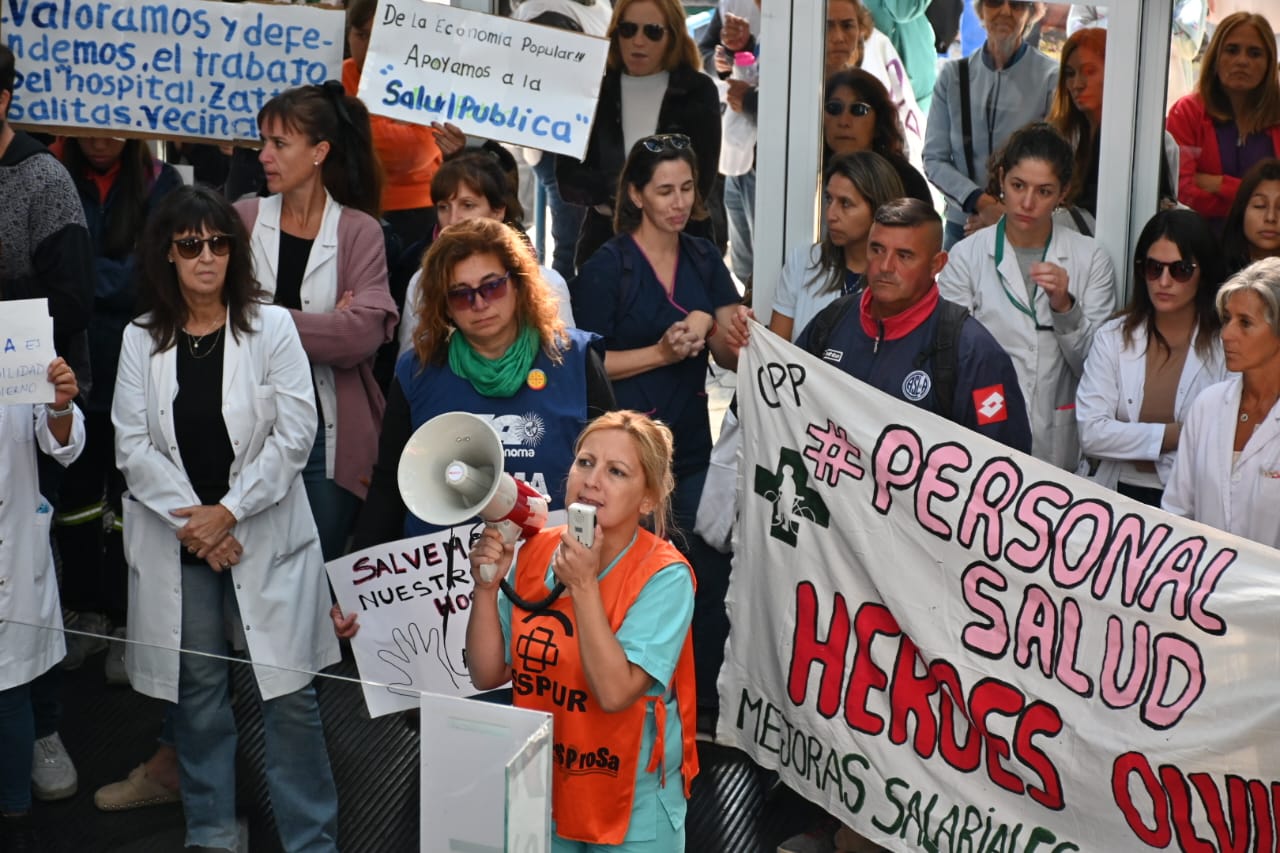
[567,503,596,549]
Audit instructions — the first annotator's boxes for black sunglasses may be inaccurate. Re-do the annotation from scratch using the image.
[640,133,692,153]
[1139,258,1198,283]
[617,21,668,41]
[824,100,873,118]
[981,0,1034,9]
[172,235,232,260]
[447,272,512,312]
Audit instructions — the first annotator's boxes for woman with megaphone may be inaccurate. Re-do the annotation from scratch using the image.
[466,410,698,851]
[346,218,615,562]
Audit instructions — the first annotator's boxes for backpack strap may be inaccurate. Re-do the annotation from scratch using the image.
[911,299,969,418]
[958,57,976,182]
[1066,205,1093,237]
[802,292,860,359]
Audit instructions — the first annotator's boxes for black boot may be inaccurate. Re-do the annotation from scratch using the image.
[0,812,44,853]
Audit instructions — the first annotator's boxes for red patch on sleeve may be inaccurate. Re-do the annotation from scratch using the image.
[973,385,1008,425]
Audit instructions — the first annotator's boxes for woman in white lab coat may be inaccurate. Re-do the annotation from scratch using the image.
[938,123,1116,471]
[0,359,82,849]
[112,185,340,853]
[1164,258,1280,548]
[1077,209,1229,505]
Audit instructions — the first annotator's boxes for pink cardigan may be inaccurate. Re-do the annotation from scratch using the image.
[1166,92,1280,219]
[235,197,398,499]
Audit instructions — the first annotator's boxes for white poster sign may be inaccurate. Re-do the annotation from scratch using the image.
[0,299,56,405]
[720,325,1280,852]
[326,529,481,717]
[359,1,609,159]
[3,0,344,140]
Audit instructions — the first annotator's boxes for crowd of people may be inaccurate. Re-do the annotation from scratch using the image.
[6,0,1280,850]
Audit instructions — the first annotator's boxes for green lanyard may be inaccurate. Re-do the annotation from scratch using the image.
[994,217,1052,326]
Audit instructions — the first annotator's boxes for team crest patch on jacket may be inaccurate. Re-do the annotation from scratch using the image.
[902,370,932,401]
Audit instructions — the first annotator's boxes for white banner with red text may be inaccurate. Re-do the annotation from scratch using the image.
[718,324,1280,853]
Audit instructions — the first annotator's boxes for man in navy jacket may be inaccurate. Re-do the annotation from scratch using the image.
[796,198,1032,453]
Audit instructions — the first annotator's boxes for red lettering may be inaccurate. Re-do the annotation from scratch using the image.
[888,633,938,757]
[787,582,850,717]
[843,603,898,734]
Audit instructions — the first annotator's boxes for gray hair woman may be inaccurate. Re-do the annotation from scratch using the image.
[1163,257,1280,547]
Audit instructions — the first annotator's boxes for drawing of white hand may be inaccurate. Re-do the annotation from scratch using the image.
[377,622,465,696]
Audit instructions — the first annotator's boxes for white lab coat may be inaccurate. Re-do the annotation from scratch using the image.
[1164,376,1280,549]
[938,222,1116,471]
[1076,317,1228,490]
[0,404,84,691]
[112,305,340,702]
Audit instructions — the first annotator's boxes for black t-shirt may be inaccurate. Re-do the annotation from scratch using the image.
[274,232,314,310]
[174,328,235,565]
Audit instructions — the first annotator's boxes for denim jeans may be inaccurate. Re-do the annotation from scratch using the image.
[670,466,731,714]
[531,154,586,282]
[724,170,756,284]
[0,682,35,812]
[302,424,360,562]
[174,564,338,853]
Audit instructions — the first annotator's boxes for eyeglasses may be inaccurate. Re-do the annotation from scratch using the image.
[640,133,691,153]
[172,235,233,259]
[1139,258,1198,283]
[617,21,668,41]
[824,100,873,118]
[446,272,512,312]
[981,0,1034,9]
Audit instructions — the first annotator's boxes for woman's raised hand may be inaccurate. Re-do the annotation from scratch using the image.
[1030,261,1074,314]
[469,526,513,590]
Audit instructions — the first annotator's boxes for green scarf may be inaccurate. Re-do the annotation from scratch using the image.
[448,324,540,398]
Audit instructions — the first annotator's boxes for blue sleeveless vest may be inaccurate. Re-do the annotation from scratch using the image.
[394,328,595,537]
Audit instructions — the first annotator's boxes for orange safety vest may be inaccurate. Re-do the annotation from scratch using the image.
[510,526,699,845]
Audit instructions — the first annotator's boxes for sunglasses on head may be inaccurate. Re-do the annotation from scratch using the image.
[824,100,873,118]
[447,272,512,312]
[640,133,692,153]
[981,0,1034,9]
[1139,258,1198,283]
[617,21,668,41]
[172,235,232,260]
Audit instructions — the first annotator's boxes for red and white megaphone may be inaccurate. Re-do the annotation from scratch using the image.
[397,412,549,582]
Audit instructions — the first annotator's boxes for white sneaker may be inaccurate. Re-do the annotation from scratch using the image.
[32,732,78,801]
[60,611,110,671]
[104,627,128,686]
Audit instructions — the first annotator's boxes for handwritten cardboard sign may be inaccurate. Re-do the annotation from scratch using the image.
[2,0,344,141]
[326,528,484,717]
[359,1,609,159]
[0,299,55,405]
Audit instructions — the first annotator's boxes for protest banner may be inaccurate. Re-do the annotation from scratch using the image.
[721,324,1280,852]
[326,528,481,717]
[0,299,55,405]
[2,0,344,141]
[359,1,609,159]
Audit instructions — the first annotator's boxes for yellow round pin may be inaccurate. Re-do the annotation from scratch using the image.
[527,369,548,390]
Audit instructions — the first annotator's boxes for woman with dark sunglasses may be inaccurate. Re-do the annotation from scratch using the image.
[111,185,342,852]
[924,0,1057,248]
[348,217,614,553]
[1076,209,1228,506]
[571,135,749,741]
[822,68,932,204]
[233,84,399,561]
[557,0,721,269]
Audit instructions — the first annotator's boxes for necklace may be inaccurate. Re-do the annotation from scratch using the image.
[184,324,224,360]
